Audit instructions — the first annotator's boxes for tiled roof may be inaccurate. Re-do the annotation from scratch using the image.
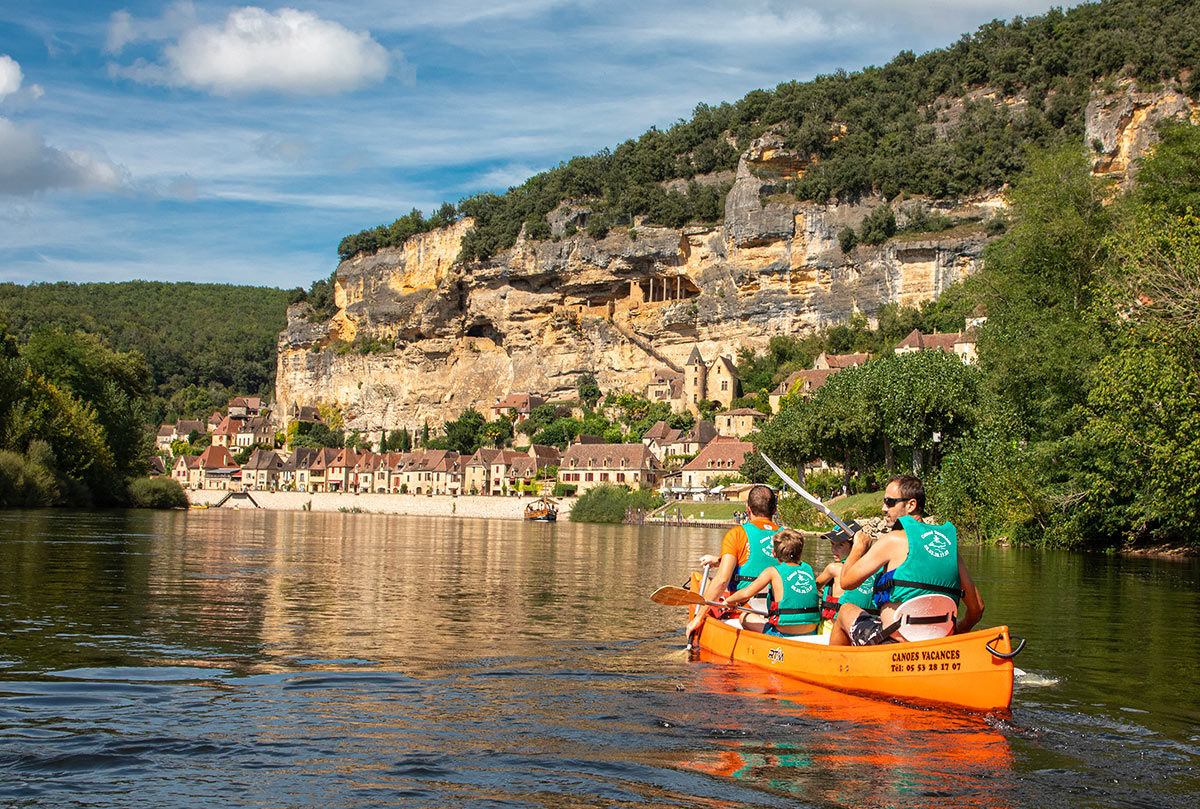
[641,420,673,441]
[560,443,663,471]
[681,437,754,471]
[198,445,237,470]
[772,369,834,396]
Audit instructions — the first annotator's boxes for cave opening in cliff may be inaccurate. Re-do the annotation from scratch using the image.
[636,274,701,304]
[467,321,504,347]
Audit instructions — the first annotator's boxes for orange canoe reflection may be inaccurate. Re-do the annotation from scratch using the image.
[679,661,1016,808]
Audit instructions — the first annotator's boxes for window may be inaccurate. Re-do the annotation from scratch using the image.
[617,473,625,482]
[721,380,728,391]
[586,473,594,481]
[600,473,609,481]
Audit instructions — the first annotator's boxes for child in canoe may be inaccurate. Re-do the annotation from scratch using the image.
[723,529,820,636]
[814,520,863,635]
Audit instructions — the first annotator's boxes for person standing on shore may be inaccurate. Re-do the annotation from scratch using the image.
[686,484,780,641]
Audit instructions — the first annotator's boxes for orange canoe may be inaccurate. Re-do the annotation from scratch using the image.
[686,574,1020,713]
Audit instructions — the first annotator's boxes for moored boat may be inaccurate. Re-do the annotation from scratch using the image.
[686,573,1021,713]
[523,496,558,522]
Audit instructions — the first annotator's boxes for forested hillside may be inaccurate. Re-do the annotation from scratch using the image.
[0,281,291,421]
[333,0,1200,263]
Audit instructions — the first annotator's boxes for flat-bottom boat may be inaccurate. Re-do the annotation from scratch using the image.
[686,572,1020,713]
[523,496,558,522]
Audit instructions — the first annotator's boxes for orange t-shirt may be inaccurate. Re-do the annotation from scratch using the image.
[719,517,779,565]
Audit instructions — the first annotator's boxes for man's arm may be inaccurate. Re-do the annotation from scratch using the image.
[955,556,984,633]
[702,554,738,602]
[840,531,898,590]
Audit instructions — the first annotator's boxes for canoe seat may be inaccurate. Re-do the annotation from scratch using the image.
[893,594,957,642]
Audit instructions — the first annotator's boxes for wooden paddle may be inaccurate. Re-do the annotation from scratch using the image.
[650,585,769,616]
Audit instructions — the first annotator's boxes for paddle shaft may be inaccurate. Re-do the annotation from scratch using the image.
[760,452,854,536]
[650,585,769,616]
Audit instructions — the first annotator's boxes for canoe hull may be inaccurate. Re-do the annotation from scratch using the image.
[689,574,1016,713]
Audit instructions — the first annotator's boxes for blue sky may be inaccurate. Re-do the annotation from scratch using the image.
[1,1,1056,290]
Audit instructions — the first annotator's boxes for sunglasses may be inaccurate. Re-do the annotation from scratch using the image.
[883,496,911,507]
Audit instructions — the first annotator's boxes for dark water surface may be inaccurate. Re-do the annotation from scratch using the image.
[1,509,1197,808]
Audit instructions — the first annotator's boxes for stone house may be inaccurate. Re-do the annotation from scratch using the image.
[464,447,501,495]
[893,328,979,364]
[557,443,664,493]
[227,397,263,418]
[813,352,870,370]
[235,417,275,449]
[197,445,240,490]
[172,455,201,489]
[716,408,767,439]
[681,348,739,415]
[768,369,834,412]
[211,416,240,448]
[680,437,755,490]
[242,449,284,490]
[490,393,546,422]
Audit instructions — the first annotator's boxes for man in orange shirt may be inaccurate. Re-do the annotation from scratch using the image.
[686,484,780,640]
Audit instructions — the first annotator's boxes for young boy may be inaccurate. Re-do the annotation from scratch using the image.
[723,529,820,636]
[814,520,863,635]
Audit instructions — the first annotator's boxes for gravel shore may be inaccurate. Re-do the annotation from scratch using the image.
[186,490,574,521]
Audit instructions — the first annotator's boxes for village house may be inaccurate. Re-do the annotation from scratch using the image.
[557,443,664,494]
[171,455,201,489]
[155,419,205,451]
[813,351,871,370]
[403,449,462,495]
[325,448,360,492]
[643,349,740,416]
[279,448,316,491]
[893,328,979,364]
[641,420,683,465]
[768,369,835,412]
[207,411,223,432]
[716,408,768,439]
[680,437,755,491]
[464,447,501,495]
[197,445,240,490]
[353,452,380,492]
[301,447,339,492]
[645,367,683,408]
[488,449,532,496]
[227,397,263,418]
[234,417,275,449]
[682,348,739,414]
[242,449,284,490]
[675,419,719,458]
[210,415,240,448]
[490,393,546,422]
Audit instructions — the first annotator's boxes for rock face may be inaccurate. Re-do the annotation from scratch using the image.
[276,87,1195,436]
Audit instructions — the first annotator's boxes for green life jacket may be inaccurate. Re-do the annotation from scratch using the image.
[873,515,962,607]
[771,561,820,626]
[731,520,780,589]
[838,567,881,613]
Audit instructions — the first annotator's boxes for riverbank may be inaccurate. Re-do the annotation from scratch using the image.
[186,490,575,521]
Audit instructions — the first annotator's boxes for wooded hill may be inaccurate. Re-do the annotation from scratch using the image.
[333,0,1200,264]
[0,281,291,422]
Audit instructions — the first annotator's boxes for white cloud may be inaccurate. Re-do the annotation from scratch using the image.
[0,55,23,101]
[108,6,392,96]
[0,116,129,195]
[103,2,198,55]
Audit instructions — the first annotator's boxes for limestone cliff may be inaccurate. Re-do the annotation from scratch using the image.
[275,87,1195,436]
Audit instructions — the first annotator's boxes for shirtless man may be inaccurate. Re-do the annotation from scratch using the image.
[834,475,984,646]
[686,484,780,641]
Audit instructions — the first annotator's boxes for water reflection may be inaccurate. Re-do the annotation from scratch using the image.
[1,509,1198,808]
[679,661,1016,808]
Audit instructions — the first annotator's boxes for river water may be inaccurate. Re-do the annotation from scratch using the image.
[0,509,1196,808]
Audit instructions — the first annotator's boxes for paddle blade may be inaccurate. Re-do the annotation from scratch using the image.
[650,585,707,607]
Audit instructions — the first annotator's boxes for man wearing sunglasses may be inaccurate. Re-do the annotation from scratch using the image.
[831,475,984,646]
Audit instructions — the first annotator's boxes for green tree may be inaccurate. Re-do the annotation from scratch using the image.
[577,373,602,407]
